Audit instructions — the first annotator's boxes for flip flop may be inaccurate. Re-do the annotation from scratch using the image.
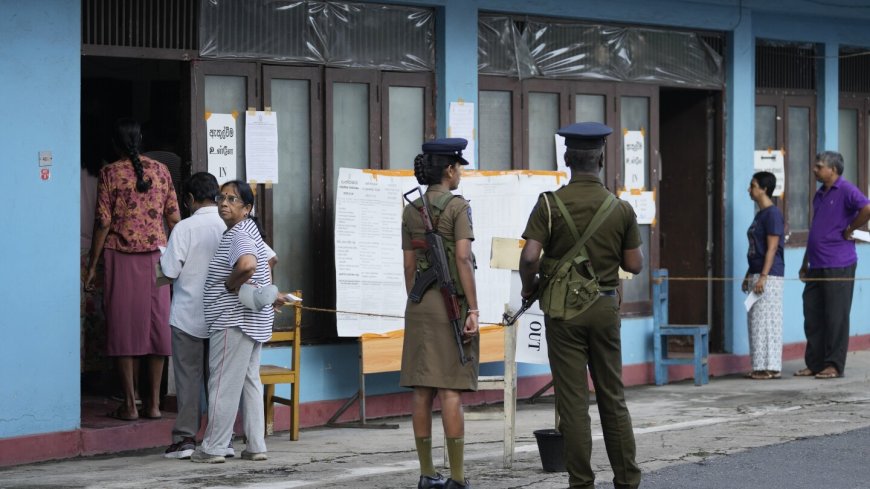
[750,371,774,380]
[793,368,816,377]
[110,395,143,406]
[814,368,840,379]
[767,371,782,379]
[141,413,163,420]
[106,406,138,421]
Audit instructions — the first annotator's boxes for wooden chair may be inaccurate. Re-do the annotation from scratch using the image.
[261,290,302,440]
[652,270,709,386]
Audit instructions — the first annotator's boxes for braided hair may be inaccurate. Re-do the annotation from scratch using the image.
[113,118,151,193]
[413,153,458,185]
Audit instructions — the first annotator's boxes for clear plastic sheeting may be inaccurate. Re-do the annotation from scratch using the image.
[479,16,724,88]
[200,0,434,71]
[478,16,537,79]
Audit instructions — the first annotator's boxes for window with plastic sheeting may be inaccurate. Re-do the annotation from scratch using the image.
[200,0,434,71]
[478,15,724,89]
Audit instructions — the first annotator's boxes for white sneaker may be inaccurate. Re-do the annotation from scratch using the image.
[225,440,235,458]
[241,450,267,461]
[190,450,225,464]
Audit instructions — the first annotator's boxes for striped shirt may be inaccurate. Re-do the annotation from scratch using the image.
[203,218,274,342]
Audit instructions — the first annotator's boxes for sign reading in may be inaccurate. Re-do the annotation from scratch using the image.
[206,112,237,184]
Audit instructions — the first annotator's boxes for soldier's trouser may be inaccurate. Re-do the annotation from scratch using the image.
[545,295,641,489]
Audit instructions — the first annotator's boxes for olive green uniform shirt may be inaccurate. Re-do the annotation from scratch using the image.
[522,174,642,288]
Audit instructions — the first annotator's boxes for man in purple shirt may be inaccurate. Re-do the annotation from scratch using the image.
[796,151,870,379]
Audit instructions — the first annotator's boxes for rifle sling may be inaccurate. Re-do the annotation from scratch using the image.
[540,192,618,290]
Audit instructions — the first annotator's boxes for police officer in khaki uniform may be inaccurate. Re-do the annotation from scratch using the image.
[400,138,480,489]
[519,122,643,489]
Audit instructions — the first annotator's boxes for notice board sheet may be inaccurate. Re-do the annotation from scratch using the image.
[334,168,566,337]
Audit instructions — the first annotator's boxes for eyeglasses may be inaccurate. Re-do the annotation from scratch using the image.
[215,194,244,205]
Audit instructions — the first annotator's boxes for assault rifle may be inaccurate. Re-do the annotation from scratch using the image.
[502,292,538,326]
[403,187,470,366]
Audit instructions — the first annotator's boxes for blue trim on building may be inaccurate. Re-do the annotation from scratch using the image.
[0,0,81,438]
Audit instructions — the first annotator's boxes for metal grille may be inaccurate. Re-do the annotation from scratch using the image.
[700,34,725,57]
[756,42,816,91]
[199,1,435,71]
[82,0,198,52]
[840,47,870,93]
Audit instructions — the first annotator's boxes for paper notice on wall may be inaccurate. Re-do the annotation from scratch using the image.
[333,169,564,337]
[618,189,657,225]
[507,271,550,365]
[206,112,237,184]
[334,168,408,336]
[623,130,646,190]
[245,111,279,184]
[753,150,785,197]
[555,134,569,175]
[448,101,476,168]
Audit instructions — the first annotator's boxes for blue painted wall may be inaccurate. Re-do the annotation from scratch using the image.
[0,0,81,438]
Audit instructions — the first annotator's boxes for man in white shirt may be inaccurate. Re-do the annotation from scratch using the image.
[160,172,226,459]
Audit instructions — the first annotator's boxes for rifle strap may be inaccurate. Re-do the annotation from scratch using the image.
[543,191,618,285]
[414,192,456,229]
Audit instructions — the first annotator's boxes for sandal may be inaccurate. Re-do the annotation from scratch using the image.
[793,368,816,377]
[814,367,840,379]
[106,405,138,421]
[767,371,782,379]
[750,371,774,380]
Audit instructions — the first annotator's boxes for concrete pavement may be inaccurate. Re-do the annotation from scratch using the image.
[2,350,869,488]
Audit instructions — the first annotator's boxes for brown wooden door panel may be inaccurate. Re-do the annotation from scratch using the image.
[660,90,711,326]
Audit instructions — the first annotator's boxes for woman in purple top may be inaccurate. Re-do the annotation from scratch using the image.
[742,171,785,380]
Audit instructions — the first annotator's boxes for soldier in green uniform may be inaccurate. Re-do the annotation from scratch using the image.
[519,122,643,489]
[400,138,480,489]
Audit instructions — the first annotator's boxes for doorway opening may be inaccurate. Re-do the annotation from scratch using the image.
[659,88,725,352]
[80,56,189,416]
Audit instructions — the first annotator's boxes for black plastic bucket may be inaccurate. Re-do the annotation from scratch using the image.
[533,428,566,472]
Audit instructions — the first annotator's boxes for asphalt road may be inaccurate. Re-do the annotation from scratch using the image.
[630,426,870,489]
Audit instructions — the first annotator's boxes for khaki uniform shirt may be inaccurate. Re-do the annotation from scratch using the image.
[399,184,478,390]
[522,174,641,288]
[401,184,474,254]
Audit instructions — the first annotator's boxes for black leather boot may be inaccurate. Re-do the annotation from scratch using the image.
[444,478,470,489]
[418,473,447,489]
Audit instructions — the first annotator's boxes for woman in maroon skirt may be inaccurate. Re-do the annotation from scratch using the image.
[85,118,180,420]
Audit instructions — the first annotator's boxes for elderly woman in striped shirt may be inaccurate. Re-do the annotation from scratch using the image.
[192,180,288,463]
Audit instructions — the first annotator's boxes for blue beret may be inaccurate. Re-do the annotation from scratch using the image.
[557,122,612,150]
[422,138,470,165]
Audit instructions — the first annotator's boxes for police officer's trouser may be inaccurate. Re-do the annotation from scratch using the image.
[545,295,641,489]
